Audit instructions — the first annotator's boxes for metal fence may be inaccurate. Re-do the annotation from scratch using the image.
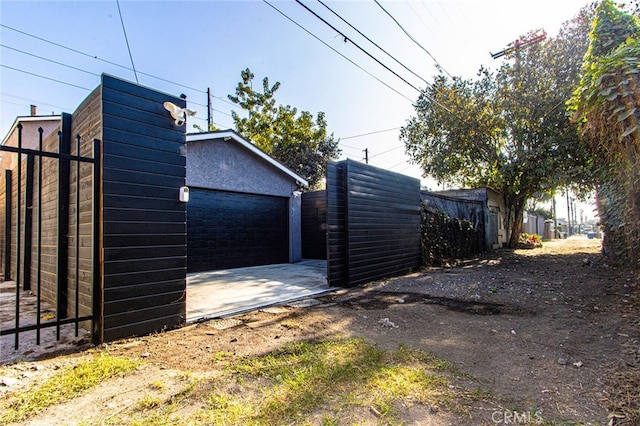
[0,123,101,349]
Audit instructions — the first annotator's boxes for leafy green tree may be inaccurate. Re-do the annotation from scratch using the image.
[228,68,340,189]
[401,7,595,248]
[568,0,640,266]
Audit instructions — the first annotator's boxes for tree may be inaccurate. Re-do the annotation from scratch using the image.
[228,68,340,189]
[568,0,640,266]
[401,7,595,248]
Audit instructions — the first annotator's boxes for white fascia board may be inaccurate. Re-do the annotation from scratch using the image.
[186,130,309,187]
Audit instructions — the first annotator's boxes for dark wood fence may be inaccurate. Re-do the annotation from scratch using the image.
[326,160,421,287]
[301,190,327,260]
[99,75,187,342]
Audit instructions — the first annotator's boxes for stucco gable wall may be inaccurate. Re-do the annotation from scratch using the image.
[186,138,298,197]
[1,119,60,171]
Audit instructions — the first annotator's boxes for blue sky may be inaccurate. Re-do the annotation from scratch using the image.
[1,0,593,198]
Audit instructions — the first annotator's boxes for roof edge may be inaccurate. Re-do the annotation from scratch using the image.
[186,130,309,187]
[1,115,61,146]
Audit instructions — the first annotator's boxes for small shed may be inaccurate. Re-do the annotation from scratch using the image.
[432,188,508,250]
[185,131,307,272]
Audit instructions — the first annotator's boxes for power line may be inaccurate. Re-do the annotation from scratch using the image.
[315,0,431,88]
[0,64,92,91]
[115,0,138,83]
[340,143,362,152]
[261,0,414,103]
[0,92,71,111]
[1,44,100,77]
[0,23,240,108]
[294,0,422,94]
[0,63,219,122]
[0,44,235,118]
[418,0,448,37]
[369,144,403,159]
[388,158,410,170]
[404,1,437,40]
[341,127,400,140]
[1,23,246,122]
[373,0,452,77]
[291,2,456,116]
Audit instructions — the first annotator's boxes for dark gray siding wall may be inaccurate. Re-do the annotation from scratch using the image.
[187,189,289,271]
[327,160,421,287]
[301,190,327,260]
[326,162,347,286]
[100,75,187,342]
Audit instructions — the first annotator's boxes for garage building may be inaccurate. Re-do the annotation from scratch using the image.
[186,130,307,272]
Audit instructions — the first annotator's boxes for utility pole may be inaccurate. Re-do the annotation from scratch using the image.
[363,148,369,164]
[490,29,547,62]
[552,192,558,239]
[207,88,212,130]
[566,192,572,237]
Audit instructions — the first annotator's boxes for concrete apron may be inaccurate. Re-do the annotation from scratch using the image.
[186,260,333,323]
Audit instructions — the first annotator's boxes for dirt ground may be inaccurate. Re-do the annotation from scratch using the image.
[1,237,638,425]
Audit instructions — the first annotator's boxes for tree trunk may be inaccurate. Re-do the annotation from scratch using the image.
[508,198,526,248]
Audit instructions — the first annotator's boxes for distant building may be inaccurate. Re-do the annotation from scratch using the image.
[1,106,60,171]
[427,187,508,250]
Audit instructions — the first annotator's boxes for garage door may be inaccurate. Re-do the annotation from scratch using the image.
[187,189,289,272]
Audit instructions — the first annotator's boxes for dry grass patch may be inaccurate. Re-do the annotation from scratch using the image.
[0,353,139,424]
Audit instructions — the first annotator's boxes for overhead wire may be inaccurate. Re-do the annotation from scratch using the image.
[2,7,439,171]
[404,1,443,46]
[1,44,100,77]
[388,158,411,170]
[373,0,452,77]
[337,140,363,150]
[315,0,431,88]
[0,92,71,111]
[294,0,422,94]
[0,23,239,109]
[115,0,138,83]
[1,28,242,124]
[0,45,232,118]
[291,1,456,115]
[418,0,448,36]
[369,144,403,159]
[0,64,92,91]
[341,126,400,140]
[261,0,414,102]
[0,64,231,126]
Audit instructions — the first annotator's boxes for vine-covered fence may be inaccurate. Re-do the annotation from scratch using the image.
[421,205,483,266]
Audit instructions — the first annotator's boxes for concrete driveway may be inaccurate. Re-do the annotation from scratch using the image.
[186,260,331,323]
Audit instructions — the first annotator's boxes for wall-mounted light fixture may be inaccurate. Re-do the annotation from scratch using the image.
[164,101,196,126]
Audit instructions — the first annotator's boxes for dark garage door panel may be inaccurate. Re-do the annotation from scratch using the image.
[188,189,289,272]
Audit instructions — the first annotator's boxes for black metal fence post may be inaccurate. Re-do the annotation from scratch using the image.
[14,123,22,349]
[4,169,12,281]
